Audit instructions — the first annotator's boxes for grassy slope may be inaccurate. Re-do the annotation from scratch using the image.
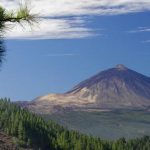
[42,109,150,140]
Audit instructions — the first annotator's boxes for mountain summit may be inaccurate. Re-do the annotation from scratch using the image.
[25,65,150,113]
[66,64,150,108]
[115,64,127,70]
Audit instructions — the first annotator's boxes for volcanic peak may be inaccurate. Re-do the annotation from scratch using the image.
[115,64,127,70]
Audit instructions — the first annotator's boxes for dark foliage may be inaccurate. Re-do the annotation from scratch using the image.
[0,38,5,66]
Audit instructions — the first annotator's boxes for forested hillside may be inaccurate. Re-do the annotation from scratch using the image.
[0,98,150,150]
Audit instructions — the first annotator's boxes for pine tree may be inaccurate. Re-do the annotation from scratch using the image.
[18,121,25,141]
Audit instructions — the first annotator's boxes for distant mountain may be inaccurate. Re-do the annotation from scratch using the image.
[25,64,150,114]
[67,64,150,107]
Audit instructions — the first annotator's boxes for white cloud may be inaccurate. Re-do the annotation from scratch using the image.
[138,27,150,32]
[129,27,150,33]
[1,0,150,39]
[1,0,150,16]
[4,18,96,39]
[142,40,150,43]
[128,27,150,43]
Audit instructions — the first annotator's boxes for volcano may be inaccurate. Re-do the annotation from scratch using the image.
[25,64,150,114]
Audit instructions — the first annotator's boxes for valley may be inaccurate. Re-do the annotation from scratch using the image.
[42,109,150,140]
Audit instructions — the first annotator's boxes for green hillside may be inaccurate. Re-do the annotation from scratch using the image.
[42,109,150,140]
[0,98,150,150]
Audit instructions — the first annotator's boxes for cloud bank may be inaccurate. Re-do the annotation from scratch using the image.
[1,0,150,39]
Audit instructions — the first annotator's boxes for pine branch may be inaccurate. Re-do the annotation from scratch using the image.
[0,4,37,26]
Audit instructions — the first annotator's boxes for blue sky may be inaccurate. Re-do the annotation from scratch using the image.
[0,1,150,101]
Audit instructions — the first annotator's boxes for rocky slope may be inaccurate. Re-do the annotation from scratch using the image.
[25,64,150,114]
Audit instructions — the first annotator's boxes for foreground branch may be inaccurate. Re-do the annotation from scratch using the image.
[0,4,37,27]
